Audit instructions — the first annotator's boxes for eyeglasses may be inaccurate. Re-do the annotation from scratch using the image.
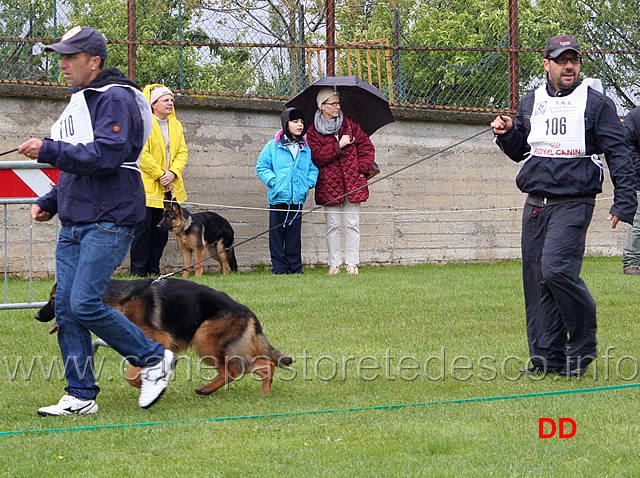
[323,101,341,107]
[550,56,581,65]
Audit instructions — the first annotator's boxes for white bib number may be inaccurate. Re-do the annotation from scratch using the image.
[528,82,590,158]
[51,92,94,145]
[49,84,153,169]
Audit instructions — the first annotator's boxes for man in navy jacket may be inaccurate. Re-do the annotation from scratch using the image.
[18,27,174,415]
[490,34,637,377]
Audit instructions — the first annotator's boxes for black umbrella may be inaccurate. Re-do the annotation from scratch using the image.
[285,75,395,137]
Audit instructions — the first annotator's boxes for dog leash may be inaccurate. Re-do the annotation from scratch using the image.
[154,127,494,281]
[0,148,18,157]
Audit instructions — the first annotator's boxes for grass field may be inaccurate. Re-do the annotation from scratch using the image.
[1,257,639,476]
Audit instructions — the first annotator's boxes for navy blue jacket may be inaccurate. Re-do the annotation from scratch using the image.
[496,80,637,224]
[36,68,146,226]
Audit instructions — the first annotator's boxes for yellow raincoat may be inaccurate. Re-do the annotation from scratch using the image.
[140,84,188,208]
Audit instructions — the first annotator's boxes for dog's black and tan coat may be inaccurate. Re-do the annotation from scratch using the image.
[158,194,238,277]
[36,278,292,395]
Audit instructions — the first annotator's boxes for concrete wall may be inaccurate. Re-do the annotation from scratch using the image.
[0,85,628,276]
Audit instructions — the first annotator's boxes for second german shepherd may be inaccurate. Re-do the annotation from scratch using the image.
[158,195,238,277]
[35,278,292,395]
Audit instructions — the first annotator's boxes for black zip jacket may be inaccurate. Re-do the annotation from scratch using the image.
[495,79,637,224]
[623,106,640,191]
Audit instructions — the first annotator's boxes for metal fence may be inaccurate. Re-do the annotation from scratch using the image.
[1,1,640,114]
[0,162,58,310]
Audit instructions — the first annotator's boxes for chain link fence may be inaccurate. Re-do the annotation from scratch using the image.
[1,0,639,114]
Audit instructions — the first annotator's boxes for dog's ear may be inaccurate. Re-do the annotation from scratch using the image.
[163,191,175,209]
[35,283,57,323]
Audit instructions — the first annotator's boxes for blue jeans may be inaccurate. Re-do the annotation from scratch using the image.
[55,222,165,400]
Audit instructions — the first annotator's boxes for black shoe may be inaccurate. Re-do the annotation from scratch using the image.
[560,367,586,378]
[519,366,562,375]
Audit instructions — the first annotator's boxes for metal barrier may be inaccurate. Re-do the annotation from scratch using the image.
[0,161,59,310]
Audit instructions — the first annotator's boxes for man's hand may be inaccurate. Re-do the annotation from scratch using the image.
[607,213,621,229]
[491,115,513,135]
[31,203,52,222]
[18,139,43,160]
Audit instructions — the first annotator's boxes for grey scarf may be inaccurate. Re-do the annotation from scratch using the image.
[314,109,344,136]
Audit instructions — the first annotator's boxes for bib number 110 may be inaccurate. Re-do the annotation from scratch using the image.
[59,116,74,139]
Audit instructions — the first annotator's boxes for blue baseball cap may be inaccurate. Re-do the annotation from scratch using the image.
[45,26,108,60]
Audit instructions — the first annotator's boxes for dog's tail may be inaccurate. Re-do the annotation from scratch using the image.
[228,247,238,272]
[268,345,293,368]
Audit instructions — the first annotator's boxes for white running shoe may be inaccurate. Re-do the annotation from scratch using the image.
[38,394,98,417]
[328,265,340,275]
[139,349,175,409]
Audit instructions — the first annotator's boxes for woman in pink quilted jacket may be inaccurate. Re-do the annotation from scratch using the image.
[306,88,375,275]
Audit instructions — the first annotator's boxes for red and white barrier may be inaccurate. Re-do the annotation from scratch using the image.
[0,167,60,198]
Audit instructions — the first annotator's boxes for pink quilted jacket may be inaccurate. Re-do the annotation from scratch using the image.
[307,116,375,206]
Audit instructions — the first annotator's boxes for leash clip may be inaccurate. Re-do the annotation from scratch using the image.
[152,274,170,284]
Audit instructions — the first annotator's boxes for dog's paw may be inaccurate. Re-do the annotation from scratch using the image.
[194,387,212,396]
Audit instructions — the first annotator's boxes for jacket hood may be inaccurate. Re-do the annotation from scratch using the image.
[142,83,177,119]
[275,130,308,148]
[84,67,142,91]
[281,107,307,137]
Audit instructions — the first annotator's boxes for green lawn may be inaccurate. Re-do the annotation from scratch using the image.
[1,258,639,476]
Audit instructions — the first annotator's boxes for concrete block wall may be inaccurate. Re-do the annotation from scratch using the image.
[0,85,628,276]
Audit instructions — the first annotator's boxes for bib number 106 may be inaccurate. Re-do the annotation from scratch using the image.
[545,117,566,135]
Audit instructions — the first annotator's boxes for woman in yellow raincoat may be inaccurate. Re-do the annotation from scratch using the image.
[129,84,189,276]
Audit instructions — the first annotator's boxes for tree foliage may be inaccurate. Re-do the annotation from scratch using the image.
[59,0,254,92]
[0,0,638,111]
[0,0,54,80]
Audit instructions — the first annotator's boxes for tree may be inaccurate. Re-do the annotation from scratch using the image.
[57,0,254,92]
[0,0,54,81]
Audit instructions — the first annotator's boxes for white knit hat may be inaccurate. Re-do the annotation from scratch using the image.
[149,86,173,104]
[316,87,338,109]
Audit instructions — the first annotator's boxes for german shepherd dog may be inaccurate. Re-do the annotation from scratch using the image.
[35,278,292,395]
[157,194,238,277]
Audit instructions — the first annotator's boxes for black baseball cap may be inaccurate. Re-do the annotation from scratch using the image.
[45,26,108,60]
[544,34,581,59]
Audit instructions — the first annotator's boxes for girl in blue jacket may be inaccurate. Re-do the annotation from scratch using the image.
[256,108,319,274]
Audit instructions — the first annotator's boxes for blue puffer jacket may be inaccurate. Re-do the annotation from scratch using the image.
[496,79,637,224]
[256,131,319,205]
[36,68,147,226]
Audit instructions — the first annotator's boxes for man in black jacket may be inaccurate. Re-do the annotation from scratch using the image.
[621,107,640,275]
[490,34,637,377]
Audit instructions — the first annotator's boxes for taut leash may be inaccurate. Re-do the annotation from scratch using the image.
[0,148,18,157]
[154,127,494,281]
